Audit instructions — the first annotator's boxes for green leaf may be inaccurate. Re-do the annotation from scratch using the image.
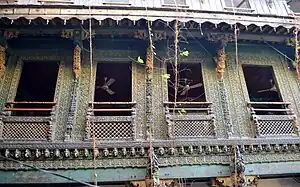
[180,50,189,57]
[161,74,170,80]
[178,109,186,115]
[137,56,144,64]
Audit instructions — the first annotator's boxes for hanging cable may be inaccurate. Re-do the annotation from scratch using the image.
[88,0,97,186]
[0,155,97,187]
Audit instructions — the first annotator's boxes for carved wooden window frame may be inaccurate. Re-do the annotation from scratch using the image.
[90,51,137,102]
[165,61,208,102]
[0,52,64,141]
[232,46,299,137]
[7,54,64,103]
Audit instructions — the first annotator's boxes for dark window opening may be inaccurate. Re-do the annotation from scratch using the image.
[224,0,251,8]
[163,0,186,5]
[167,63,206,102]
[243,65,285,115]
[103,0,129,3]
[94,62,132,116]
[13,61,59,116]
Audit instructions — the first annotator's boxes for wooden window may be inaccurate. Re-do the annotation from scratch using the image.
[243,65,282,102]
[243,65,287,115]
[167,63,206,102]
[11,61,59,116]
[93,62,132,116]
[163,0,188,7]
[224,0,251,9]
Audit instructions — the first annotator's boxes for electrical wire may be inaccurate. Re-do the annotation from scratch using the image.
[0,155,97,187]
[88,0,97,186]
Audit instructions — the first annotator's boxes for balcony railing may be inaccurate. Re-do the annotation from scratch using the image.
[85,102,136,141]
[248,102,298,137]
[0,101,56,141]
[164,102,215,139]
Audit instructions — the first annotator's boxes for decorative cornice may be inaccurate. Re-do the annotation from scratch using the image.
[0,143,299,161]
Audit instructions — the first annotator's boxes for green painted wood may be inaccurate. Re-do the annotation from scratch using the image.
[1,162,300,184]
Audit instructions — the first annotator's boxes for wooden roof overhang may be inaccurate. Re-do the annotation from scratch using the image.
[1,6,300,43]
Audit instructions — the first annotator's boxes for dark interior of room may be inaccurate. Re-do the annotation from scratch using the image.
[94,62,132,116]
[167,63,206,102]
[242,65,285,115]
[13,61,59,116]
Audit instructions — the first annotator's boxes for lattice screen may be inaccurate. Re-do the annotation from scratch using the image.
[2,121,49,140]
[89,121,133,140]
[256,120,295,137]
[172,120,214,138]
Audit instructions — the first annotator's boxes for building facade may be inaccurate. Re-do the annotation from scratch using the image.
[1,0,300,186]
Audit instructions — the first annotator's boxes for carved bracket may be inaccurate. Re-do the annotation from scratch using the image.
[214,176,258,187]
[3,30,19,40]
[61,29,95,41]
[130,179,179,187]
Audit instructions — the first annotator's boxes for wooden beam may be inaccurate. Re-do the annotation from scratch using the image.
[4,28,292,43]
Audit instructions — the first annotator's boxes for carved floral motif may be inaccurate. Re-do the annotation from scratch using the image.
[146,47,154,75]
[217,47,226,79]
[73,45,81,80]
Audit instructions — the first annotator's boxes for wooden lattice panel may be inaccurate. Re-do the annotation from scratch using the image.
[89,121,133,140]
[172,120,214,138]
[2,121,49,140]
[256,120,295,137]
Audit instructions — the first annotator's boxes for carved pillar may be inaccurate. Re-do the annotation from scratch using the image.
[145,47,154,140]
[216,41,233,137]
[63,29,83,141]
[0,45,6,81]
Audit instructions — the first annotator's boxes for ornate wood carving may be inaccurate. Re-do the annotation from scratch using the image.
[146,47,154,75]
[3,30,19,40]
[0,45,6,81]
[130,179,178,187]
[217,47,226,79]
[146,46,154,140]
[73,44,81,80]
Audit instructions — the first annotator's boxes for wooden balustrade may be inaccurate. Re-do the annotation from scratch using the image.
[3,101,56,112]
[88,101,136,113]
